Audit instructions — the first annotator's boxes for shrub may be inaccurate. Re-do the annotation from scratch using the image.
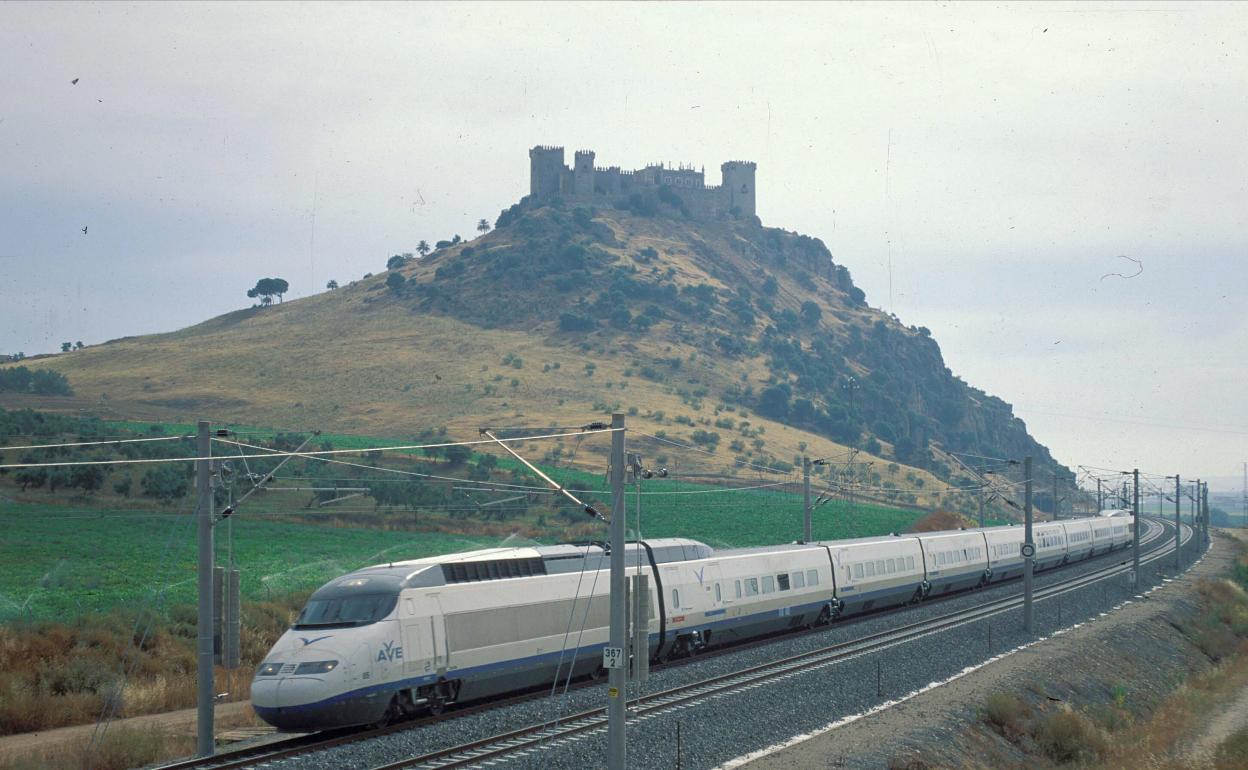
[558,312,596,332]
[690,430,720,447]
[0,367,73,396]
[140,464,190,502]
[981,692,1030,735]
[1034,709,1105,763]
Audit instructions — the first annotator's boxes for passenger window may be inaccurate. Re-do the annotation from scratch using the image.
[715,583,722,602]
[866,562,876,577]
[807,569,819,586]
[887,559,896,574]
[777,573,790,591]
[909,556,916,570]
[735,579,742,599]
[745,578,759,596]
[875,560,885,575]
[672,589,680,608]
[793,572,805,588]
[853,563,863,579]
[762,576,775,594]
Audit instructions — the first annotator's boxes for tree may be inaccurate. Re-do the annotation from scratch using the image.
[74,341,84,350]
[476,218,491,234]
[61,342,72,353]
[385,272,407,293]
[416,240,431,257]
[451,234,462,245]
[247,277,290,306]
[387,254,408,270]
[30,369,73,395]
[113,476,132,497]
[326,279,338,290]
[69,465,105,494]
[445,445,472,466]
[141,464,189,502]
[800,301,822,325]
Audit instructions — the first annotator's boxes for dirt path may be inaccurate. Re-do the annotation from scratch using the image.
[1186,683,1248,768]
[0,700,256,762]
[731,535,1233,769]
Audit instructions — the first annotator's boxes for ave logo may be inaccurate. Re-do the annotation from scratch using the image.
[377,640,403,663]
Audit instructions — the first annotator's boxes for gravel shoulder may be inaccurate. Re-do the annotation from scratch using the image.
[734,532,1230,769]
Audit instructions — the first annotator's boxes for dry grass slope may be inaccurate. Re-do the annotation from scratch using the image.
[5,208,967,503]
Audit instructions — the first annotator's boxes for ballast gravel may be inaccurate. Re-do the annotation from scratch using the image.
[255,521,1199,770]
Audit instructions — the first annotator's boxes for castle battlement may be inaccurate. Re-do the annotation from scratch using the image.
[528,146,756,220]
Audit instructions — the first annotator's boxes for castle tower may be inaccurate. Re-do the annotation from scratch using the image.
[529,146,566,199]
[721,161,757,218]
[573,150,596,197]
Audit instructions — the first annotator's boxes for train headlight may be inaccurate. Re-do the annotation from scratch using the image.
[294,660,339,675]
[257,662,281,677]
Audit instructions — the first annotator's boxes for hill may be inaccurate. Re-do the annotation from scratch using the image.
[1,198,1070,513]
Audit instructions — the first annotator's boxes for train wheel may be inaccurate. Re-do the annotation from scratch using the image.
[376,695,403,728]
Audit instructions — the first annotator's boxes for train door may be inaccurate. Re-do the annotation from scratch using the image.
[402,595,449,677]
[695,562,722,608]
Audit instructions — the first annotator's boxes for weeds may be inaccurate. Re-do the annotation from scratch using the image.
[1033,709,1106,763]
[980,692,1030,736]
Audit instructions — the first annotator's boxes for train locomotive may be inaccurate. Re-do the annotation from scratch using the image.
[252,515,1132,730]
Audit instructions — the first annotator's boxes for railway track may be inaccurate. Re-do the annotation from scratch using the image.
[152,517,1182,770]
[369,518,1190,770]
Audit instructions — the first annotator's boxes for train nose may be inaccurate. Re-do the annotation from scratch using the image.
[252,643,389,731]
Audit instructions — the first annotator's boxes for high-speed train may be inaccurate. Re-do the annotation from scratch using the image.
[252,515,1132,730]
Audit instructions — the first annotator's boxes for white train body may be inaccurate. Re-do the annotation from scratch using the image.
[253,516,1133,730]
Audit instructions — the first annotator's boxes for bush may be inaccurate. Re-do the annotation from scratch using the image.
[1034,709,1105,763]
[140,464,190,502]
[558,312,596,332]
[0,367,73,396]
[981,692,1030,735]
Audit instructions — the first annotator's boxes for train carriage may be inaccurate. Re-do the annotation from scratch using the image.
[825,535,926,614]
[1090,518,1115,555]
[1110,518,1132,548]
[1032,522,1068,570]
[919,529,990,594]
[983,525,1025,582]
[1061,519,1095,562]
[697,545,835,649]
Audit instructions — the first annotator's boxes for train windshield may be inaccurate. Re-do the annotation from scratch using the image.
[293,593,397,629]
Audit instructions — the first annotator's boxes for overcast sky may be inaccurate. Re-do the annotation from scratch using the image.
[1,2,1245,490]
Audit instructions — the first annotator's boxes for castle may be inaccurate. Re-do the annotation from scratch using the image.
[528,146,757,220]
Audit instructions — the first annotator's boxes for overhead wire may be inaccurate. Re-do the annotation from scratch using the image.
[0,434,192,452]
[0,426,618,470]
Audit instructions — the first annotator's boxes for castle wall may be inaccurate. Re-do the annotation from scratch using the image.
[528,146,756,220]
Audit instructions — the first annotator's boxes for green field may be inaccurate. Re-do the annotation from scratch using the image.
[0,489,924,623]
[0,502,487,623]
[2,417,930,623]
